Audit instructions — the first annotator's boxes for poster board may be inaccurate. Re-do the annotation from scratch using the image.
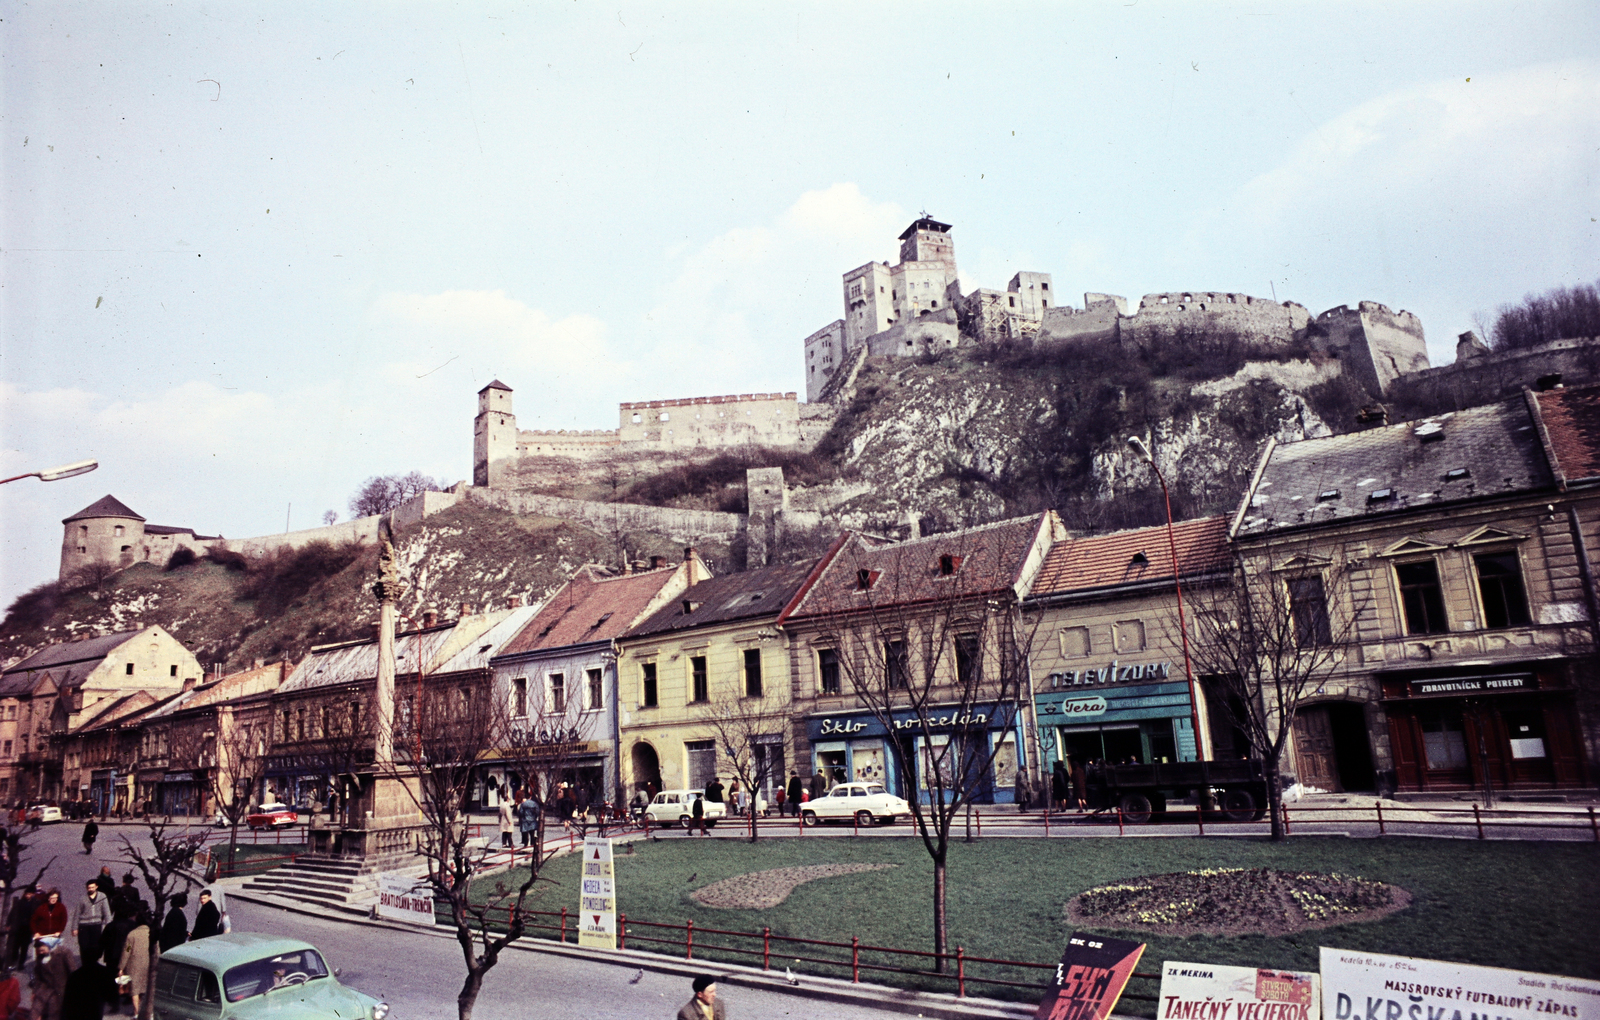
[376,872,438,926]
[577,835,616,950]
[1320,948,1599,1020]
[1035,932,1147,1020]
[1159,961,1320,1020]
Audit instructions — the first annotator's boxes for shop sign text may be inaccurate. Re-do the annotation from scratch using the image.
[1049,661,1171,688]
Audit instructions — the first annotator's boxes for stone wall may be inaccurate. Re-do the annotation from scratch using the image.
[1387,336,1600,412]
[1308,302,1427,396]
[1125,291,1309,342]
[616,392,801,450]
[517,428,620,458]
[864,309,960,358]
[1037,294,1124,345]
[803,319,848,403]
[462,486,745,545]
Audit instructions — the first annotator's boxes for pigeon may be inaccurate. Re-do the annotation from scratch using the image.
[785,967,799,986]
[686,873,697,883]
[628,969,644,984]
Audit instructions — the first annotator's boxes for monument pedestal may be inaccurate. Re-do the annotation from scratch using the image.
[309,771,429,865]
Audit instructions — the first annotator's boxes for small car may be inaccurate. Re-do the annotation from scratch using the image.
[154,932,388,1020]
[801,783,912,826]
[643,790,727,828]
[244,803,298,830]
[26,804,63,824]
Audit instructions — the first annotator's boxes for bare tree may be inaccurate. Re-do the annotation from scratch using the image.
[702,697,789,842]
[1187,549,1366,840]
[120,821,208,1020]
[205,707,272,876]
[809,534,1040,971]
[348,471,443,518]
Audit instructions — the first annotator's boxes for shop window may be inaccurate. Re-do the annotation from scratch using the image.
[885,641,909,689]
[955,634,981,685]
[512,678,527,718]
[1418,708,1468,769]
[1288,576,1332,645]
[587,668,603,710]
[641,663,658,708]
[1396,560,1449,635]
[1060,627,1091,658]
[549,673,565,713]
[686,740,718,791]
[743,648,763,698]
[1114,620,1146,653]
[818,649,841,695]
[1474,552,1531,628]
[1502,708,1547,759]
[754,737,785,794]
[690,656,708,703]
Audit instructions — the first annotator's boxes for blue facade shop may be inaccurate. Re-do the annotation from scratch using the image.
[1035,658,1202,771]
[804,704,1023,805]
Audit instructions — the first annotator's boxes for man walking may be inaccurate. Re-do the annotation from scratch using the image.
[808,769,827,802]
[785,772,802,817]
[516,790,542,849]
[70,883,110,967]
[676,974,726,1020]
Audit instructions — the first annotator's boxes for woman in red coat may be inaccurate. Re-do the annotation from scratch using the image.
[30,888,67,947]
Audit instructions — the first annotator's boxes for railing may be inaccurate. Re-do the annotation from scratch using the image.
[213,852,302,879]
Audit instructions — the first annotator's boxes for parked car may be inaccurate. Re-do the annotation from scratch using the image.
[801,783,912,826]
[244,803,298,830]
[26,804,63,824]
[154,932,388,1020]
[643,790,726,828]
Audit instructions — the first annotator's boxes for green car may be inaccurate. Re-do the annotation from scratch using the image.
[154,932,389,1020]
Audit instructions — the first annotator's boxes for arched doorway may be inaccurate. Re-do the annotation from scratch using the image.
[630,742,662,796]
[1292,702,1376,792]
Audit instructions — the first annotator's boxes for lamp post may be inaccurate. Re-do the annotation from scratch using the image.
[1127,436,1206,762]
[0,459,98,485]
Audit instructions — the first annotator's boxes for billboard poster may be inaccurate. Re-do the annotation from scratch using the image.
[1159,961,1319,1020]
[376,872,438,926]
[1035,932,1147,1020]
[577,836,616,950]
[1320,948,1600,1020]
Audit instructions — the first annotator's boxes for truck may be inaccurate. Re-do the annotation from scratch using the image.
[1082,759,1271,823]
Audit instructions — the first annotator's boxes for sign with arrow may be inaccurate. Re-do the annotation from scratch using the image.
[577,836,616,949]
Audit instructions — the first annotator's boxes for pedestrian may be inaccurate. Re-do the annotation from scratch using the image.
[688,793,705,836]
[675,974,726,1020]
[630,787,650,822]
[1051,760,1070,812]
[188,891,221,941]
[575,785,591,825]
[116,912,150,1018]
[727,780,742,817]
[6,888,39,969]
[90,872,112,900]
[29,940,73,1020]
[1070,757,1088,811]
[786,772,802,818]
[69,883,110,968]
[30,891,67,950]
[78,822,96,857]
[516,791,542,849]
[703,776,724,812]
[809,768,827,802]
[157,895,187,953]
[0,965,20,1020]
[497,797,514,849]
[59,940,116,1020]
[1013,769,1030,811]
[112,876,142,922]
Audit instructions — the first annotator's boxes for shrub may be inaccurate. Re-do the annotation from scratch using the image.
[240,540,366,613]
[206,547,250,571]
[4,580,62,630]
[1491,279,1600,351]
[165,547,198,571]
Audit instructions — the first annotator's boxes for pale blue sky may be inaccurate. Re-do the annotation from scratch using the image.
[3,2,1597,611]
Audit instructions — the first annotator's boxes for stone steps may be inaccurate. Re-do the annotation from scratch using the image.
[238,853,423,917]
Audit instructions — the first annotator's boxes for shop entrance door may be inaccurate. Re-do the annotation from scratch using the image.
[630,742,662,795]
[1292,706,1339,791]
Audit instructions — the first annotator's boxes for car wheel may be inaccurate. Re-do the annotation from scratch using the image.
[679,815,692,828]
[801,810,819,827]
[1221,789,1255,823]
[1119,793,1154,825]
[854,810,873,827]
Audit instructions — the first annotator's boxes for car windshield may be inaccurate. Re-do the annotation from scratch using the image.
[256,804,289,812]
[866,785,886,796]
[223,949,330,1002]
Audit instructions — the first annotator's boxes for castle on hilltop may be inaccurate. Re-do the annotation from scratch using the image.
[803,215,1432,402]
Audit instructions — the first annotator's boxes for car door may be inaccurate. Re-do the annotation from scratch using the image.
[153,961,223,1020]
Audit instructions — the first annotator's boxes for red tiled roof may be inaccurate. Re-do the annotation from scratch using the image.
[1029,516,1231,596]
[785,514,1052,620]
[498,566,686,655]
[1537,384,1600,484]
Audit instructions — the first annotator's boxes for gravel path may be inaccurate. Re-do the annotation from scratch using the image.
[692,864,897,909]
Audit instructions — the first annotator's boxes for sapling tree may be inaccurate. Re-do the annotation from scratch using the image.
[120,821,207,1020]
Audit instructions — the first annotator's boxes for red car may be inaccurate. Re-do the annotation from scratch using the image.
[244,802,299,830]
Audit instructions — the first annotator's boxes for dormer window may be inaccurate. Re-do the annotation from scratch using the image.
[682,599,701,614]
[938,554,962,576]
[1368,488,1394,503]
[1414,422,1444,442]
[1445,468,1470,482]
[1317,489,1341,502]
[1130,551,1149,566]
[856,569,879,591]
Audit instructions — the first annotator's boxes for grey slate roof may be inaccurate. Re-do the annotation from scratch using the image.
[0,630,147,695]
[63,495,145,523]
[1234,396,1554,537]
[624,561,817,640]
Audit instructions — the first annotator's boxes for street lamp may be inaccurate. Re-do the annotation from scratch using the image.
[1127,436,1206,762]
[0,458,98,485]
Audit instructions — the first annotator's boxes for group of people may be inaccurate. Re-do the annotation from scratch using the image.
[4,868,226,1019]
[1011,759,1090,812]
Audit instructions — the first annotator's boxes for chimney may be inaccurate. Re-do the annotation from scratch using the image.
[370,621,382,642]
[423,609,438,628]
[459,602,475,618]
[181,677,198,693]
[683,546,695,562]
[252,658,264,669]
[649,556,665,570]
[504,595,523,609]
[1356,405,1388,430]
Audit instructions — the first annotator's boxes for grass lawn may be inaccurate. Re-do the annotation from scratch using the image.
[481,836,1599,1009]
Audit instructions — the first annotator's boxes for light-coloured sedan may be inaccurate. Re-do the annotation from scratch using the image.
[801,783,912,826]
[644,790,727,828]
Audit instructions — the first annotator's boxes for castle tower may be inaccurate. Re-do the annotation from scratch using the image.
[473,380,517,487]
[891,216,958,323]
[61,495,147,582]
[897,215,956,273]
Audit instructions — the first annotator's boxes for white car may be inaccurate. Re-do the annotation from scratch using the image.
[26,804,63,824]
[644,790,727,828]
[801,783,912,826]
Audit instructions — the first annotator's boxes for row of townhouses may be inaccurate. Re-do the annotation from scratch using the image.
[3,385,1597,817]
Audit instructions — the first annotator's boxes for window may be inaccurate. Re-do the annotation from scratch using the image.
[743,648,762,698]
[1475,552,1531,628]
[114,525,124,537]
[126,663,135,675]
[170,664,178,677]
[1288,576,1332,645]
[1113,620,1146,653]
[641,663,658,708]
[818,649,841,695]
[587,667,603,710]
[295,710,306,741]
[512,678,527,717]
[349,701,360,736]
[1418,708,1468,769]
[885,641,908,689]
[2,741,10,757]
[631,413,642,423]
[690,656,708,703]
[1396,561,1449,635]
[938,554,960,576]
[549,673,565,713]
[955,634,981,685]
[1061,627,1091,658]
